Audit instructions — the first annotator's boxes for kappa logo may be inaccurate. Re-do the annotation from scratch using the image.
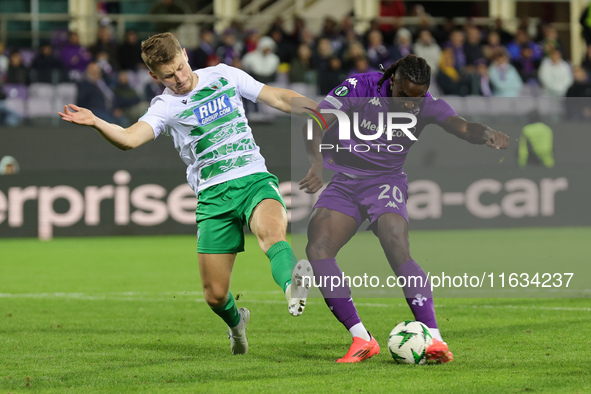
[412,294,428,307]
[182,99,187,104]
[385,201,399,208]
[346,78,358,88]
[194,93,233,125]
[368,97,382,107]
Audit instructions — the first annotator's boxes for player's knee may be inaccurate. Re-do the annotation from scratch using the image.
[258,230,286,254]
[378,224,409,251]
[306,238,337,260]
[203,289,228,309]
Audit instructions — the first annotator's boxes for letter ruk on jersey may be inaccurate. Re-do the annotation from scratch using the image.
[194,94,233,125]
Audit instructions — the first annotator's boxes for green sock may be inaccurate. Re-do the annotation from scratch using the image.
[211,292,240,328]
[266,241,292,292]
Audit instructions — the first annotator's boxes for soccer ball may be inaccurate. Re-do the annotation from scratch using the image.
[387,320,433,364]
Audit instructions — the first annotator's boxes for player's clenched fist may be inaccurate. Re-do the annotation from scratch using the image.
[485,129,510,150]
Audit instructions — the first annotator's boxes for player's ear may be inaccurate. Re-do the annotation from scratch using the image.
[148,71,158,81]
[183,48,188,61]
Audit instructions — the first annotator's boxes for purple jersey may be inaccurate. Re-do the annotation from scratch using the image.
[317,72,457,176]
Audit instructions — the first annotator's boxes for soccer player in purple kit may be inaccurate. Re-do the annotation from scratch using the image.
[299,55,509,363]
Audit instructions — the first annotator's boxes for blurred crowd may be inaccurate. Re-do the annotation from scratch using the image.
[3,4,591,127]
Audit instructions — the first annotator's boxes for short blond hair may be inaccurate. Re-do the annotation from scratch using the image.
[141,32,183,71]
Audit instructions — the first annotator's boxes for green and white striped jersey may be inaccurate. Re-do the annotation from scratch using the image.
[140,63,268,194]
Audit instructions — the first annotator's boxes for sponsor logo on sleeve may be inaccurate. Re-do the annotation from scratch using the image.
[325,95,343,109]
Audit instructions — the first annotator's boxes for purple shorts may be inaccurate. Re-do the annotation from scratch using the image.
[314,172,409,230]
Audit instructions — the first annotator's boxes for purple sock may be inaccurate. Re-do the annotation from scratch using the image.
[310,258,361,330]
[394,259,438,329]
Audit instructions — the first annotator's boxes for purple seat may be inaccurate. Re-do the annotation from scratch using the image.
[2,83,28,99]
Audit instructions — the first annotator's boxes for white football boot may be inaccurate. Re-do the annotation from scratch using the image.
[285,259,313,316]
[228,307,250,355]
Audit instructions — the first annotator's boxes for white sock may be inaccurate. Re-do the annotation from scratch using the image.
[430,328,443,342]
[349,323,370,341]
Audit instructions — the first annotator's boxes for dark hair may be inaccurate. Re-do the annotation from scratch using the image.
[377,54,431,93]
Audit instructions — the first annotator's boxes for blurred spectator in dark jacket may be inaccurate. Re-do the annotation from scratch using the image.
[490,17,514,45]
[341,41,366,72]
[89,26,118,67]
[446,30,467,70]
[117,30,143,71]
[565,66,591,120]
[366,29,392,70]
[506,28,542,61]
[433,17,456,47]
[483,31,503,62]
[392,28,413,61]
[191,30,218,70]
[474,59,493,96]
[464,26,484,66]
[348,56,375,76]
[436,47,470,96]
[513,45,540,84]
[113,71,148,126]
[31,43,66,83]
[76,61,119,124]
[582,45,591,74]
[269,28,295,63]
[539,24,563,58]
[290,16,306,46]
[313,37,334,71]
[150,0,187,33]
[144,78,164,102]
[6,52,30,85]
[216,29,241,66]
[95,50,116,88]
[319,56,347,95]
[566,66,591,97]
[60,31,93,79]
[289,43,315,84]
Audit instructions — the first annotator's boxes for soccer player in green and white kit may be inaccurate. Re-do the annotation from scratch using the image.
[58,32,315,355]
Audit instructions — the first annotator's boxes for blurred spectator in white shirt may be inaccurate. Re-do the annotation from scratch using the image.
[538,49,573,96]
[413,29,441,74]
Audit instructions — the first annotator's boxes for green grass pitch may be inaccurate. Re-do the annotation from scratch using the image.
[1,228,590,392]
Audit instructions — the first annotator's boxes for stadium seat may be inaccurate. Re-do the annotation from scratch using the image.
[2,83,28,99]
[5,98,27,117]
[55,83,77,109]
[27,83,56,119]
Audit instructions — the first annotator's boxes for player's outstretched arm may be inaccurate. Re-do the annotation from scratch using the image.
[58,104,155,151]
[257,85,318,115]
[442,115,510,149]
